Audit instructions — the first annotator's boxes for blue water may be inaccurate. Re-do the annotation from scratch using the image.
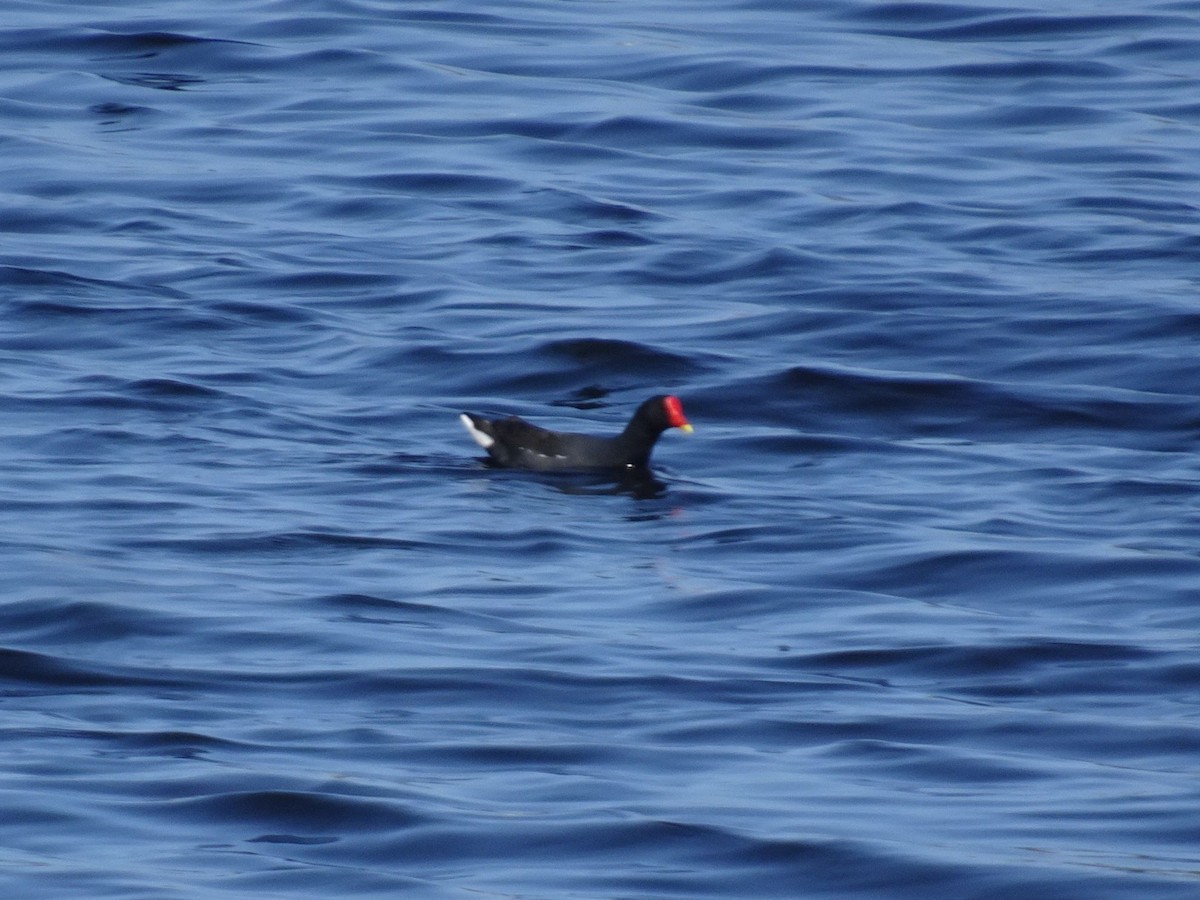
[3,1,1200,896]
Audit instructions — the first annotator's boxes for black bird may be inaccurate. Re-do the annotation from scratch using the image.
[460,395,692,471]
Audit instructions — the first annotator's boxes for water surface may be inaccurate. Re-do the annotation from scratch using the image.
[2,1,1200,897]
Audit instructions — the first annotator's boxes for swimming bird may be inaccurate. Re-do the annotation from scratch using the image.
[460,395,692,471]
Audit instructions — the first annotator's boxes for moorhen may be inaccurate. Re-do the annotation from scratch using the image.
[460,395,692,471]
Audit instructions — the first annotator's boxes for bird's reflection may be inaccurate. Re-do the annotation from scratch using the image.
[552,466,668,500]
[479,458,669,500]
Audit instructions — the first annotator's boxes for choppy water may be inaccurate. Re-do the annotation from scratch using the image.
[3,1,1200,897]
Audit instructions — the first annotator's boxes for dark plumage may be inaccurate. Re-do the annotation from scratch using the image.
[460,395,692,471]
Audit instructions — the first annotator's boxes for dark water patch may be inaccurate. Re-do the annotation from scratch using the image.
[1075,473,1200,504]
[867,13,1188,42]
[316,665,806,712]
[394,8,524,27]
[3,27,273,90]
[438,114,575,144]
[342,451,476,481]
[710,429,879,462]
[571,228,655,248]
[299,192,430,223]
[89,100,157,130]
[89,101,149,117]
[646,583,797,625]
[68,29,245,57]
[1051,233,1200,266]
[0,599,186,645]
[3,424,173,464]
[0,647,190,691]
[235,269,395,294]
[125,377,225,400]
[1101,36,1200,63]
[524,187,661,225]
[34,375,233,415]
[917,103,1117,131]
[7,727,248,762]
[435,337,701,398]
[567,115,804,153]
[0,265,186,301]
[840,3,1005,27]
[600,57,841,95]
[207,299,318,325]
[158,789,423,834]
[98,71,207,91]
[123,530,434,555]
[404,740,599,768]
[0,304,229,352]
[544,337,694,374]
[797,639,1151,681]
[638,245,821,288]
[315,592,531,632]
[426,523,599,557]
[248,833,337,845]
[0,27,196,59]
[836,545,1197,607]
[1064,194,1199,221]
[928,59,1121,81]
[259,45,402,78]
[699,90,832,115]
[420,580,562,605]
[100,729,246,759]
[724,364,1199,448]
[537,822,1114,900]
[327,171,521,199]
[815,738,1048,788]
